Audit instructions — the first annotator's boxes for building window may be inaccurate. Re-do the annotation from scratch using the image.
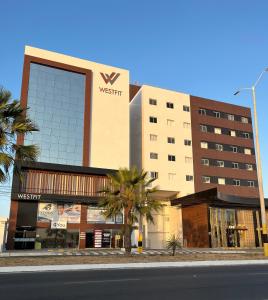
[231,146,238,153]
[168,155,176,162]
[214,111,221,118]
[230,130,236,137]
[168,173,176,180]
[243,132,250,139]
[149,116,157,123]
[248,180,255,187]
[186,175,193,181]
[184,139,192,146]
[183,122,191,129]
[218,178,226,185]
[167,119,174,126]
[201,141,208,149]
[233,179,240,186]
[199,108,206,115]
[167,137,175,144]
[201,158,209,166]
[200,125,207,132]
[183,105,190,112]
[185,157,193,163]
[214,127,222,134]
[244,148,251,155]
[232,162,239,169]
[241,117,248,123]
[215,144,223,151]
[202,176,210,183]
[150,134,157,141]
[216,160,224,168]
[166,102,174,109]
[246,164,253,171]
[150,152,158,159]
[228,114,235,121]
[150,171,158,179]
[149,99,157,105]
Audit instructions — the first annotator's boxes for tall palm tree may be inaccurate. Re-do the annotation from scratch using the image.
[99,167,163,254]
[0,86,39,183]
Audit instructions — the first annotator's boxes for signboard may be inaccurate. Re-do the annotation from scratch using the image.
[94,230,102,248]
[87,207,123,224]
[102,232,111,248]
[51,220,67,229]
[37,203,81,224]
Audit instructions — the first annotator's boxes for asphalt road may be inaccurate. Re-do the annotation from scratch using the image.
[1,265,268,300]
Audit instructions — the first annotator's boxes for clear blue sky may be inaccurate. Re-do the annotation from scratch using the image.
[1,0,268,217]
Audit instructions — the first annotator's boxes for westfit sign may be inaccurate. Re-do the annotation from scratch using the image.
[99,71,123,96]
[100,72,120,85]
[17,193,41,200]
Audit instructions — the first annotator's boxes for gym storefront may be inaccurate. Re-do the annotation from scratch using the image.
[7,162,124,250]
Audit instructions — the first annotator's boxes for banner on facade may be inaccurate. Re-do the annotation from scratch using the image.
[37,203,81,224]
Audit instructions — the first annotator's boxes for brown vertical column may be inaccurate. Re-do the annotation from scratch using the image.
[79,204,88,249]
[6,200,19,250]
[82,71,92,167]
[17,56,31,145]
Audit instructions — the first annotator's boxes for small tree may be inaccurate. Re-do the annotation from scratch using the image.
[0,87,39,183]
[99,167,163,255]
[166,234,181,256]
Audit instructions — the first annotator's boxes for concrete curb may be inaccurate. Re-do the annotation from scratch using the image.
[1,260,268,273]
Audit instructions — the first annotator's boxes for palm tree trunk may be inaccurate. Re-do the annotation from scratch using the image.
[124,225,132,254]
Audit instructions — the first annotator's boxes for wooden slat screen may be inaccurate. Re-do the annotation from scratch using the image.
[21,170,110,197]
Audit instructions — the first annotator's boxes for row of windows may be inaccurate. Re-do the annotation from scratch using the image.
[200,124,253,139]
[149,116,191,128]
[200,141,254,155]
[150,153,176,161]
[149,135,191,146]
[201,176,257,187]
[149,171,193,182]
[149,98,190,112]
[201,158,255,171]
[199,108,251,124]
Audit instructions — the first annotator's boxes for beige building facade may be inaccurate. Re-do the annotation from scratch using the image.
[130,85,195,248]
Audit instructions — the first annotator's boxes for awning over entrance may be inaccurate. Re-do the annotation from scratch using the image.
[171,188,268,209]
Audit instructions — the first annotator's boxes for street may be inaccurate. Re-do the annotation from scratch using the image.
[1,265,268,299]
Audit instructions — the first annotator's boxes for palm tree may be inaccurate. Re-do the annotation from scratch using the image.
[166,234,182,256]
[0,86,39,183]
[99,167,163,255]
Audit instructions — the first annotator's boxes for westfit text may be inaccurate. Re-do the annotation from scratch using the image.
[99,87,123,96]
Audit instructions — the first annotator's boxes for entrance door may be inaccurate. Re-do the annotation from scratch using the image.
[86,232,94,248]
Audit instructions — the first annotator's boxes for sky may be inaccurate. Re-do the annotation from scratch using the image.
[0,0,268,217]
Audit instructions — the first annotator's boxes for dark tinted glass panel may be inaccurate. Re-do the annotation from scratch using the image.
[25,63,85,166]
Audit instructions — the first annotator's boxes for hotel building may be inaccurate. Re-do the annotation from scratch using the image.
[7,46,265,250]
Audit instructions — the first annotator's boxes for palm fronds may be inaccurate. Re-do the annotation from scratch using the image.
[0,86,39,183]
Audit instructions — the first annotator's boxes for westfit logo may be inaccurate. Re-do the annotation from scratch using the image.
[99,71,123,96]
[100,72,120,85]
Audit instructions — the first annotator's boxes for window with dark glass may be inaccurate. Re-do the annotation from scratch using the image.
[167,137,175,144]
[149,116,157,123]
[183,105,190,112]
[166,102,174,109]
[149,99,157,105]
[168,155,176,161]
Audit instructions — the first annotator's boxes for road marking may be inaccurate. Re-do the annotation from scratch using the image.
[64,278,141,285]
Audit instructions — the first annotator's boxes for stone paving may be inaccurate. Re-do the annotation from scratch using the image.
[0,247,261,257]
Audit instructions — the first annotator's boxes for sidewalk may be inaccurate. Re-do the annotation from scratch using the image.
[1,259,268,273]
[1,248,261,257]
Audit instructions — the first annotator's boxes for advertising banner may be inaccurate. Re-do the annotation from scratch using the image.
[87,206,123,224]
[37,203,56,222]
[37,203,81,224]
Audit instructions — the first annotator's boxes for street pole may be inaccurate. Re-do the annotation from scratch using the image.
[234,68,268,255]
[251,87,267,251]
